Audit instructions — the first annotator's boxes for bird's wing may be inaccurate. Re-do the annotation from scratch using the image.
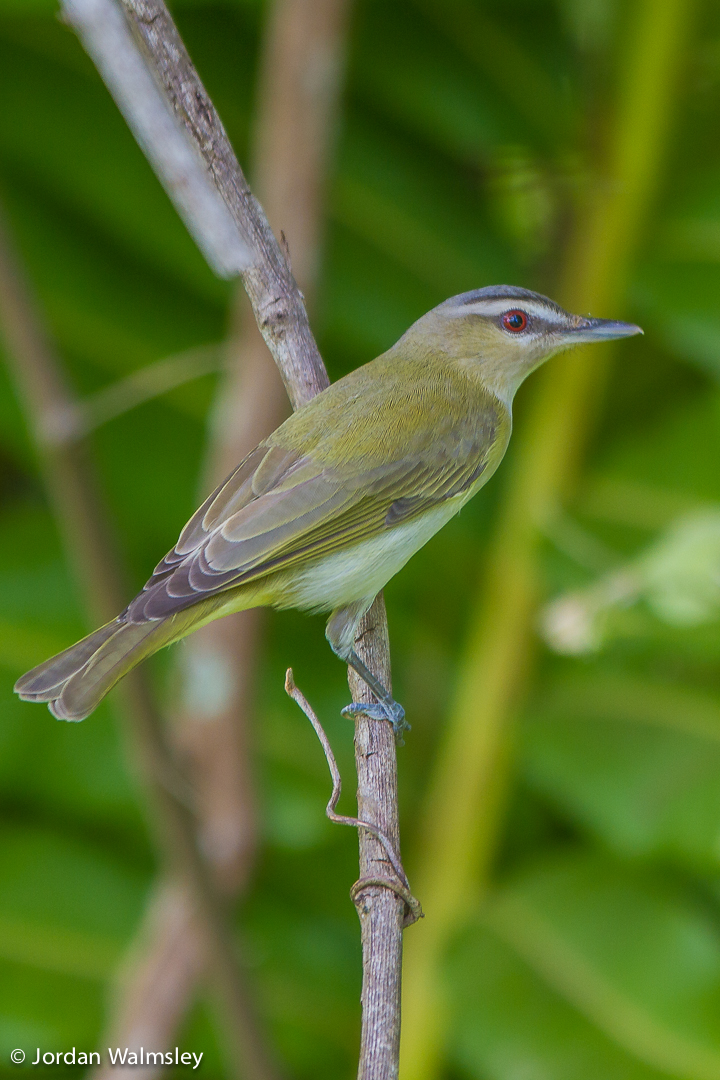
[125,422,498,623]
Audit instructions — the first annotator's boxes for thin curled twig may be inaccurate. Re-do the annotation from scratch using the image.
[350,878,422,929]
[284,669,423,926]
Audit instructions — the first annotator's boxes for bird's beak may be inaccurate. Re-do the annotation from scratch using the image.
[565,317,644,344]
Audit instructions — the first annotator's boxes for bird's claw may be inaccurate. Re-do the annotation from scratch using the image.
[341,700,411,745]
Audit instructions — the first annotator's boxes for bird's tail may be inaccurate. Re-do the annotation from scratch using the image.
[14,616,179,721]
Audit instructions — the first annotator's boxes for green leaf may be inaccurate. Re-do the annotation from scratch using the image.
[521,673,720,871]
[0,961,104,1060]
[0,619,68,674]
[484,852,720,1080]
[0,825,147,977]
[447,918,671,1080]
[592,391,720,507]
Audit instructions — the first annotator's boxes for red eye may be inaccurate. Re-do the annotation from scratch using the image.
[502,309,528,332]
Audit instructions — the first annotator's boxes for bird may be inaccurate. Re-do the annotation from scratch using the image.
[15,286,641,736]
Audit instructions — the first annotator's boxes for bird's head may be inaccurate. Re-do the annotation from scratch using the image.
[408,286,643,405]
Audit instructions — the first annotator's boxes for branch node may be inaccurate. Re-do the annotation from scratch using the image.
[37,403,84,447]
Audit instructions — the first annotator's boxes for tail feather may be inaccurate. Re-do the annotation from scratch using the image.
[16,617,176,722]
[15,589,249,722]
[14,622,121,701]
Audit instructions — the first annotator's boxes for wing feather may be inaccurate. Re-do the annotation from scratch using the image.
[125,372,505,624]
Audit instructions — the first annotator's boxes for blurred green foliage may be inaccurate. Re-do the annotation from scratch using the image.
[1,0,720,1078]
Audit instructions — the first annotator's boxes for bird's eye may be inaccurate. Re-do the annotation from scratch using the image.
[502,310,528,332]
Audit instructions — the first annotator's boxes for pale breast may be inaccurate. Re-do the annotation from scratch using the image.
[270,494,468,614]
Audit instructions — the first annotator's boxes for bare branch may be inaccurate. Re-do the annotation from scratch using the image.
[348,595,408,1080]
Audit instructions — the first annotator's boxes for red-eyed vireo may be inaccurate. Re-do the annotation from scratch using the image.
[16,287,641,735]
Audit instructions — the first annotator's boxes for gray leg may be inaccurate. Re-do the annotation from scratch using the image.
[341,649,410,742]
[325,602,410,743]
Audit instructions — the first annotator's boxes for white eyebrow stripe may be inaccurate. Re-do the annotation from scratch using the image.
[455,298,565,323]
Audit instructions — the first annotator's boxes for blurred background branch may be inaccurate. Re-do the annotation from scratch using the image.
[0,201,277,1080]
[400,1,695,1077]
[114,0,330,406]
[43,344,225,444]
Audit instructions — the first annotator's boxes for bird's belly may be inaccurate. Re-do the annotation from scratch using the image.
[273,497,465,613]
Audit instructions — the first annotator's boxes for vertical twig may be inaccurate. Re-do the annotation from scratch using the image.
[284,662,422,1080]
[350,596,406,1080]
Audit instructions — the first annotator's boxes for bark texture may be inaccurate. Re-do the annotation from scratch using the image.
[350,596,405,1080]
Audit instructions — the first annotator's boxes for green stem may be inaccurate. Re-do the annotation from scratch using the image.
[399,3,693,1077]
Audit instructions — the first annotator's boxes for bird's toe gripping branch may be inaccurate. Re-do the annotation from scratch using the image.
[341,700,410,744]
[339,647,411,744]
[326,605,410,741]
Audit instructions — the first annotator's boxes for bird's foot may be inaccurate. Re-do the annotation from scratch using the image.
[341,700,411,745]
